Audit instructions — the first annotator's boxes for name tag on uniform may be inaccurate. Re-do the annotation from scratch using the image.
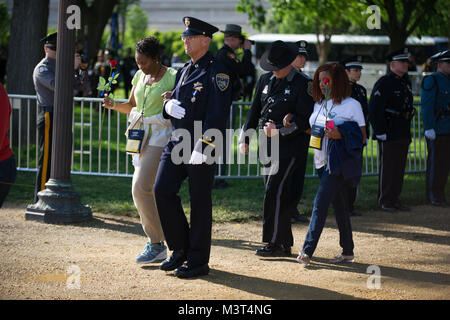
[285,88,290,95]
[262,85,268,94]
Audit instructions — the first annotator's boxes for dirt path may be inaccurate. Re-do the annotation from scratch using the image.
[0,202,449,300]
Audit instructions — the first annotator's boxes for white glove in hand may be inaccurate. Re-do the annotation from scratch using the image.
[376,134,387,141]
[424,129,436,140]
[189,150,207,165]
[164,99,185,119]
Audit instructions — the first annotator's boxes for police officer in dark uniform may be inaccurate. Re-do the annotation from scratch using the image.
[340,55,369,216]
[32,33,81,203]
[369,48,414,212]
[154,17,232,278]
[214,24,255,188]
[238,40,313,257]
[287,40,314,224]
[421,50,450,206]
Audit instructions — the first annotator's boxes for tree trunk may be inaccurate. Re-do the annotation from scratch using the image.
[6,0,49,150]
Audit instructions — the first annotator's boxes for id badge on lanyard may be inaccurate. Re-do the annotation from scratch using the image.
[309,104,328,150]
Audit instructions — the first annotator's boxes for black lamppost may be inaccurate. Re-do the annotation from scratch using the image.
[26,0,92,223]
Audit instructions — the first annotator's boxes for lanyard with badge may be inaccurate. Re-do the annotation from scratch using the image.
[125,77,148,154]
[309,100,335,150]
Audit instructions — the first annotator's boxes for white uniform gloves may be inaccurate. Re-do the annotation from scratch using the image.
[164,99,185,119]
[376,134,387,141]
[424,129,436,140]
[189,150,207,165]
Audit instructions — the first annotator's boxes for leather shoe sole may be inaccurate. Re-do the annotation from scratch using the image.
[174,264,209,278]
[159,251,187,271]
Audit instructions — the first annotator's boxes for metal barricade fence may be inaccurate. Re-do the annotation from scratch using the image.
[8,94,427,179]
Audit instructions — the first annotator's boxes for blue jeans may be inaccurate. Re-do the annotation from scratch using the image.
[301,167,354,258]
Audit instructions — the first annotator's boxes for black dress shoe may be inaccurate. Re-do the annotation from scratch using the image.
[174,264,209,279]
[380,204,396,212]
[160,249,187,271]
[291,212,310,224]
[393,203,410,211]
[255,243,291,257]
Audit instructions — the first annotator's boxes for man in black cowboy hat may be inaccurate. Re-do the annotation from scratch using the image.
[286,39,313,224]
[369,48,414,212]
[339,55,369,217]
[239,40,313,257]
[213,24,255,188]
[421,50,450,207]
[32,32,81,203]
[154,17,232,278]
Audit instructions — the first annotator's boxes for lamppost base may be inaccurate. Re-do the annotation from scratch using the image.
[26,179,92,224]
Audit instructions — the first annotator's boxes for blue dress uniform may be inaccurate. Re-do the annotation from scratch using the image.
[240,41,313,256]
[32,33,57,203]
[369,48,414,211]
[287,40,314,224]
[340,56,369,216]
[421,50,450,206]
[154,17,232,278]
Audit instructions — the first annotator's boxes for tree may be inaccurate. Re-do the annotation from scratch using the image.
[238,0,365,64]
[127,5,148,45]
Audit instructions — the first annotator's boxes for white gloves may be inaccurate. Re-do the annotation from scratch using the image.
[376,134,387,141]
[189,151,207,165]
[424,129,436,140]
[164,99,185,119]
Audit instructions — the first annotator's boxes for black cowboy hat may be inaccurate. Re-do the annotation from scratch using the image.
[259,40,298,71]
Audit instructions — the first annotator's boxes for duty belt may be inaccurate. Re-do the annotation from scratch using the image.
[385,108,415,119]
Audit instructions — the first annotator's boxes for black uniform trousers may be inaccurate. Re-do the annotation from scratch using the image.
[377,139,410,206]
[0,155,17,208]
[286,135,309,216]
[154,148,216,268]
[426,135,450,203]
[34,110,53,203]
[262,156,299,247]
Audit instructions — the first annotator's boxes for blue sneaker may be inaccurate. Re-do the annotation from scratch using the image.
[135,241,167,264]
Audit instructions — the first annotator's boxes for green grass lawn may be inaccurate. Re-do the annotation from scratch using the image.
[8,169,445,223]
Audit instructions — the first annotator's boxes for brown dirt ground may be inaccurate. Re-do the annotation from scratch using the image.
[0,202,449,300]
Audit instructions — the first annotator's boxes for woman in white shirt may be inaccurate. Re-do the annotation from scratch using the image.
[296,63,366,266]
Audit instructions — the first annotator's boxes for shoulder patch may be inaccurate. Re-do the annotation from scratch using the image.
[226,52,239,62]
[215,73,230,92]
[39,66,48,73]
[307,80,313,96]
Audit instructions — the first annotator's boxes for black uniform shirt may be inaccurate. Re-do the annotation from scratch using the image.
[350,81,369,126]
[242,68,314,158]
[368,71,413,141]
[215,44,254,100]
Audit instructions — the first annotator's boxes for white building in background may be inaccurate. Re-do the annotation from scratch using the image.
[38,0,263,35]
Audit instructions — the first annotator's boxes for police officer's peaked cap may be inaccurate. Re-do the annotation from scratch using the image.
[340,55,363,69]
[385,48,410,62]
[260,40,298,71]
[181,17,218,38]
[41,32,57,49]
[296,40,308,57]
[429,50,450,62]
[221,24,245,40]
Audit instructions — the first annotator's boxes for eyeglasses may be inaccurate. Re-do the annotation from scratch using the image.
[181,35,203,42]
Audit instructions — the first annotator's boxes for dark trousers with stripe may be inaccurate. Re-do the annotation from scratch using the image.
[154,148,216,268]
[262,156,298,247]
[286,136,309,216]
[34,111,53,203]
[426,135,450,203]
[377,139,410,207]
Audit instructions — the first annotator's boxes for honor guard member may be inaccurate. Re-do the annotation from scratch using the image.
[287,40,314,224]
[154,17,232,278]
[214,24,255,188]
[32,32,81,203]
[421,50,450,206]
[340,55,369,216]
[368,48,414,212]
[239,40,313,257]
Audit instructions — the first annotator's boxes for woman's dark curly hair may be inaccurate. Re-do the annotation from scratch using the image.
[312,63,351,105]
[135,37,161,60]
